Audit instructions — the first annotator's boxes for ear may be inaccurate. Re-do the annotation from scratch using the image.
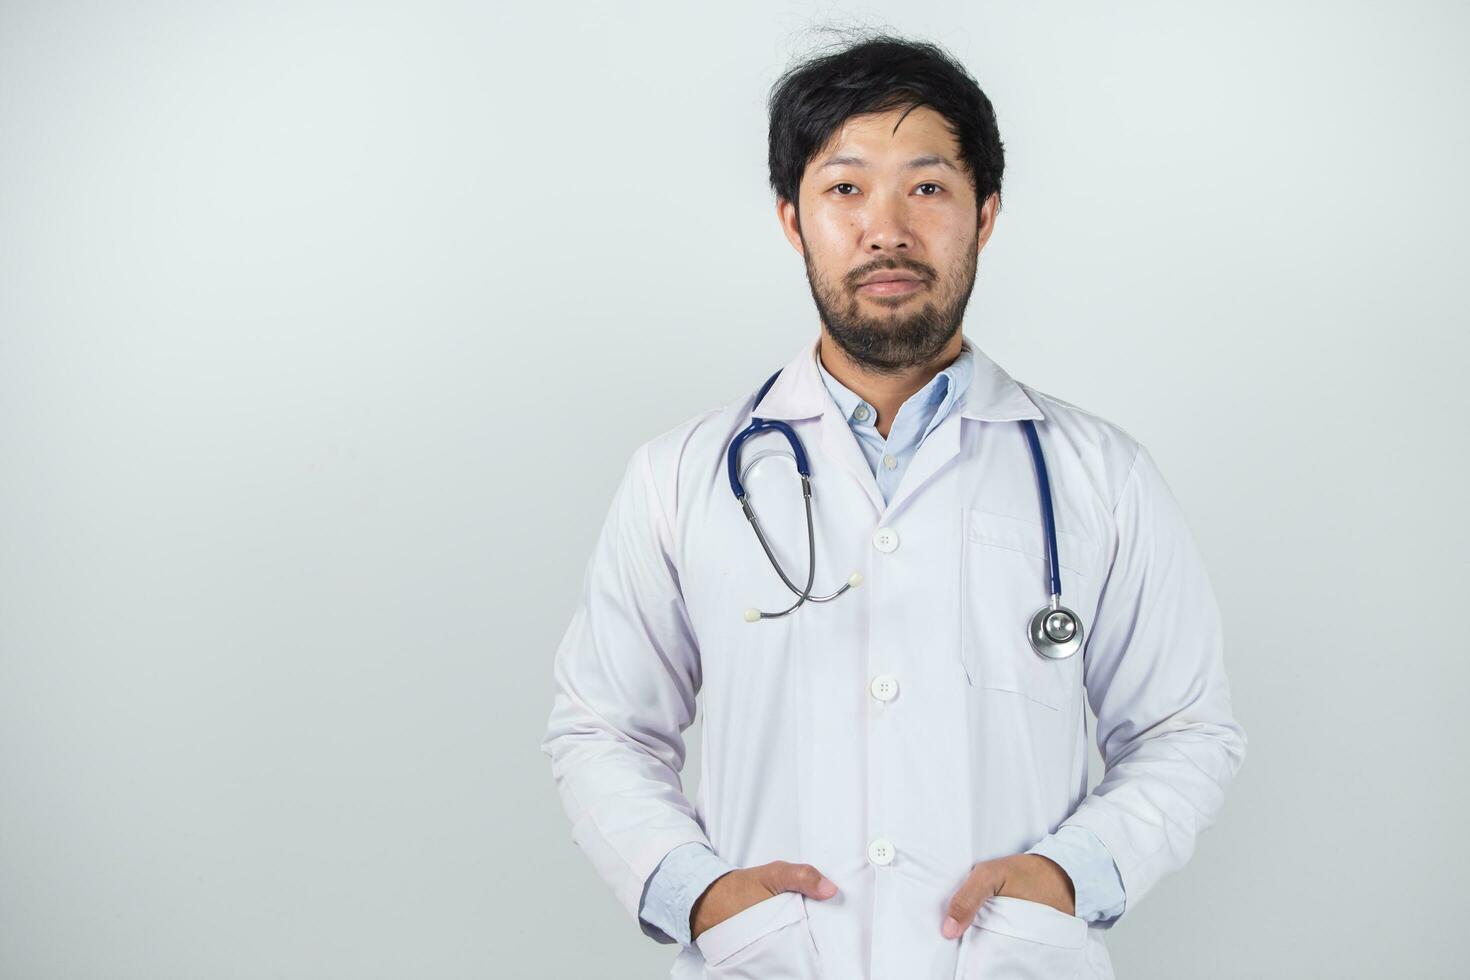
[776,197,805,256]
[976,192,1000,253]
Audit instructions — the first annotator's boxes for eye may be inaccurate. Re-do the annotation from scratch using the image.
[831,183,860,196]
[916,182,943,196]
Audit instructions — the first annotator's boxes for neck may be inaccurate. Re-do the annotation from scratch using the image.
[817,329,964,437]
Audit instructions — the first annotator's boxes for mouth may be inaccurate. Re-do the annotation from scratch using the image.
[857,278,926,297]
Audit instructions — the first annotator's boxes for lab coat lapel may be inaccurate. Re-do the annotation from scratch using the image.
[749,334,1045,521]
[879,408,960,519]
[817,404,885,516]
[867,338,1046,520]
[752,336,886,517]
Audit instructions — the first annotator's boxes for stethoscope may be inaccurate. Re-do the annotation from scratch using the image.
[725,368,1085,661]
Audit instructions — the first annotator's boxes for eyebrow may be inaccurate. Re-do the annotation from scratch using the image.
[817,154,960,173]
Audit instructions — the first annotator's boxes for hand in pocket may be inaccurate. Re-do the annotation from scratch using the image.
[691,860,839,942]
[940,853,1077,940]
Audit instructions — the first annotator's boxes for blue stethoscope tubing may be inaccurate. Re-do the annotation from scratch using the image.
[727,367,1085,660]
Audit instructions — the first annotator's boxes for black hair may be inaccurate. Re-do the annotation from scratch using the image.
[767,30,1005,225]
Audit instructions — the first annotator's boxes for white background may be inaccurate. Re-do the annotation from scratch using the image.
[2,2,1466,977]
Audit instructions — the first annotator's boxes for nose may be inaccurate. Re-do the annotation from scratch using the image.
[862,190,915,252]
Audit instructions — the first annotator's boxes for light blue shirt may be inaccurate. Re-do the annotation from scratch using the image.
[637,341,1126,947]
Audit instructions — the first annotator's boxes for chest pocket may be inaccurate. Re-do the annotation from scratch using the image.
[958,508,1105,711]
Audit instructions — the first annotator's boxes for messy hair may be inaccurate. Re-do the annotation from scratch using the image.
[767,30,1006,224]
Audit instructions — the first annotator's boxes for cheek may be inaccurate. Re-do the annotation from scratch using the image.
[799,226,855,273]
[805,209,859,245]
[936,223,980,275]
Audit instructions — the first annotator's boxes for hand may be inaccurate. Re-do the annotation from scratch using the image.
[940,854,1076,940]
[690,860,839,942]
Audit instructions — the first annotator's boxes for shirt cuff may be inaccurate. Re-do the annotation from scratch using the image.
[637,841,739,947]
[1026,824,1128,924]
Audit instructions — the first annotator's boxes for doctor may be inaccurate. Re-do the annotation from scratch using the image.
[542,33,1245,980]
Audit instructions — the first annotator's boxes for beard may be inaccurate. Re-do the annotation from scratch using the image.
[801,226,980,376]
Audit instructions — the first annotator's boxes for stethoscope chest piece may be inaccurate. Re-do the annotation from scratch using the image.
[1028,601,1084,660]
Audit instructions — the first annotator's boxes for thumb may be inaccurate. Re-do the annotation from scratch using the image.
[775,861,840,901]
[942,861,1003,940]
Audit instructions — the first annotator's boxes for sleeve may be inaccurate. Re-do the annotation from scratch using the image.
[540,441,718,943]
[1049,441,1248,928]
[638,841,741,946]
[1025,824,1126,923]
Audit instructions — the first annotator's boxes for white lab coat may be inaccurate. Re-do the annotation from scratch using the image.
[542,334,1246,980]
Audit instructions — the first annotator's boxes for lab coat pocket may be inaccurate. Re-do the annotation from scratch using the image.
[955,895,1089,980]
[693,890,824,980]
[959,509,1101,711]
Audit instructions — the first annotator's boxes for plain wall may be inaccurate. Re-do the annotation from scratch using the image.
[2,1,1466,977]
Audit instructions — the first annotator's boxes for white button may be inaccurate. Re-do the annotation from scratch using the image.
[853,404,870,421]
[872,527,899,553]
[870,674,899,702]
[868,838,895,866]
[882,454,897,469]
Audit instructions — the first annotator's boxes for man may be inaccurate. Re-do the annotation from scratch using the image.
[542,33,1245,980]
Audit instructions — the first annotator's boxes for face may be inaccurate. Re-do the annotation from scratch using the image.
[777,105,998,374]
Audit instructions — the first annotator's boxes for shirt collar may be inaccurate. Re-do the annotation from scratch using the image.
[814,341,974,436]
[752,333,1044,423]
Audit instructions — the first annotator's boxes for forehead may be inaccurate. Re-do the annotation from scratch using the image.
[807,105,961,174]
